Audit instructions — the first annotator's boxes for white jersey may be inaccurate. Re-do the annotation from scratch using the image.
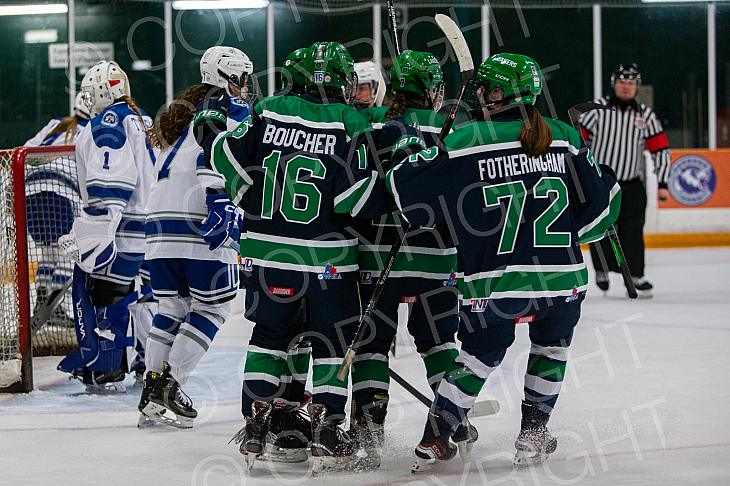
[24,117,88,147]
[75,102,157,255]
[145,101,249,263]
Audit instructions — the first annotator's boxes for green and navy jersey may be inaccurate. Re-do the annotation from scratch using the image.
[356,107,456,281]
[207,95,383,274]
[387,114,621,304]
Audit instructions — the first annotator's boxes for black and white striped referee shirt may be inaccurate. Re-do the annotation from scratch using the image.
[579,95,671,186]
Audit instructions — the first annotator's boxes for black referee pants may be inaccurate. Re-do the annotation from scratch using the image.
[590,178,646,278]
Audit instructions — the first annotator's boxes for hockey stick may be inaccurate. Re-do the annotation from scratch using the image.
[337,13,476,382]
[30,278,72,336]
[386,0,401,56]
[389,368,500,418]
[568,102,637,299]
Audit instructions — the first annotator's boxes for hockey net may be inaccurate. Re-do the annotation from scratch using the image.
[0,146,79,392]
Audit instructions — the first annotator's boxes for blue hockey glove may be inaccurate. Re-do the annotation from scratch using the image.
[200,193,244,251]
[380,117,427,170]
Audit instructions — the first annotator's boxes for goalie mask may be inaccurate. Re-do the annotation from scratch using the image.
[354,61,385,109]
[200,46,255,102]
[80,61,130,117]
[390,50,444,112]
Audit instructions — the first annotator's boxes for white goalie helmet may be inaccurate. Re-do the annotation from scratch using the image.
[80,61,131,117]
[354,61,386,108]
[200,46,255,100]
[73,92,91,120]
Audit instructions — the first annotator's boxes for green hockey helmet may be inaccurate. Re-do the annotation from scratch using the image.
[475,53,543,107]
[304,41,357,103]
[390,49,444,110]
[281,47,311,94]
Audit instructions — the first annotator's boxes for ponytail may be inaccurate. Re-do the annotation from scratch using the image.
[385,92,426,121]
[155,84,210,148]
[519,105,552,157]
[118,95,160,148]
[43,116,79,145]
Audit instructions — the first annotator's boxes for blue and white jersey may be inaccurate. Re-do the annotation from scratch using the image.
[75,102,158,255]
[144,101,249,263]
[24,117,89,147]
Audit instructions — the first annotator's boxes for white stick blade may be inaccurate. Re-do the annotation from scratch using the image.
[467,399,500,418]
[434,13,474,72]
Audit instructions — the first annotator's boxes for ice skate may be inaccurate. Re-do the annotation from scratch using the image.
[350,398,387,471]
[452,416,478,459]
[261,400,311,463]
[230,401,274,472]
[595,271,609,294]
[411,412,458,474]
[631,276,653,299]
[76,368,127,394]
[141,362,197,429]
[309,403,355,475]
[137,370,161,428]
[513,401,557,467]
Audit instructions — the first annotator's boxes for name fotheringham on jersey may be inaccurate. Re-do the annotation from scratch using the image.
[261,123,337,156]
[477,152,567,181]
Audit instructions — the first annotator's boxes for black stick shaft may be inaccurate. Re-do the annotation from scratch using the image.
[386,0,401,55]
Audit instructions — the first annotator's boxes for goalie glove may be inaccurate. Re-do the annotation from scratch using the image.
[58,207,122,273]
[193,90,231,148]
[200,193,244,251]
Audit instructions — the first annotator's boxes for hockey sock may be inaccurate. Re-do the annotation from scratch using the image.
[146,314,181,374]
[167,307,224,385]
[420,343,460,389]
[351,352,390,418]
[311,357,349,420]
[523,343,568,415]
[241,345,287,417]
[281,342,311,404]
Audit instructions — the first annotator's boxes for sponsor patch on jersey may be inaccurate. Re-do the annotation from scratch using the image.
[668,155,716,206]
[360,271,372,284]
[101,111,119,127]
[269,286,294,296]
[401,295,419,304]
[242,257,254,271]
[564,287,581,303]
[516,314,536,325]
[470,298,488,313]
[318,263,342,280]
[634,116,646,129]
[442,272,457,287]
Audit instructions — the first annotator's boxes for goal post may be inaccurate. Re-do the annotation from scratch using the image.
[0,145,79,393]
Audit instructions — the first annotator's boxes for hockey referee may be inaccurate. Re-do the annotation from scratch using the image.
[580,63,670,297]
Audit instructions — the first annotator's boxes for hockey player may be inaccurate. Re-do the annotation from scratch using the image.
[353,60,385,110]
[23,93,91,329]
[382,53,621,471]
[137,46,253,428]
[57,61,158,393]
[195,41,384,473]
[349,49,466,469]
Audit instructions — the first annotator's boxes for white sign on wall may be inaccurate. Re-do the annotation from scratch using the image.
[48,42,114,69]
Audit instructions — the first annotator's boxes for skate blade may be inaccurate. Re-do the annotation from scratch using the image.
[411,456,436,474]
[137,413,157,429]
[311,455,352,475]
[260,444,308,463]
[141,403,193,429]
[457,440,474,460]
[513,449,549,468]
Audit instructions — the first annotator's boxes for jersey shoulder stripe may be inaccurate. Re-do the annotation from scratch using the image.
[90,102,149,150]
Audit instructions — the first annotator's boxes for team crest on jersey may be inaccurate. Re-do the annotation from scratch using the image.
[443,272,457,287]
[634,116,646,129]
[360,271,372,284]
[101,111,119,127]
[669,155,717,206]
[565,287,581,303]
[471,298,488,313]
[319,263,342,280]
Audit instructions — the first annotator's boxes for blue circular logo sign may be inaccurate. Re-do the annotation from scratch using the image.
[668,155,716,206]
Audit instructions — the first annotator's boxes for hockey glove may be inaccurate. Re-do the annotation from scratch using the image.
[381,117,427,169]
[193,90,231,148]
[200,193,244,251]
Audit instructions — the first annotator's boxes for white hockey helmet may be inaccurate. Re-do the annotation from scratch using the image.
[354,61,386,108]
[73,92,91,120]
[80,61,131,117]
[200,46,255,99]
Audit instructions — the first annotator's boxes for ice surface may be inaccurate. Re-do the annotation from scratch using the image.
[1,248,729,485]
